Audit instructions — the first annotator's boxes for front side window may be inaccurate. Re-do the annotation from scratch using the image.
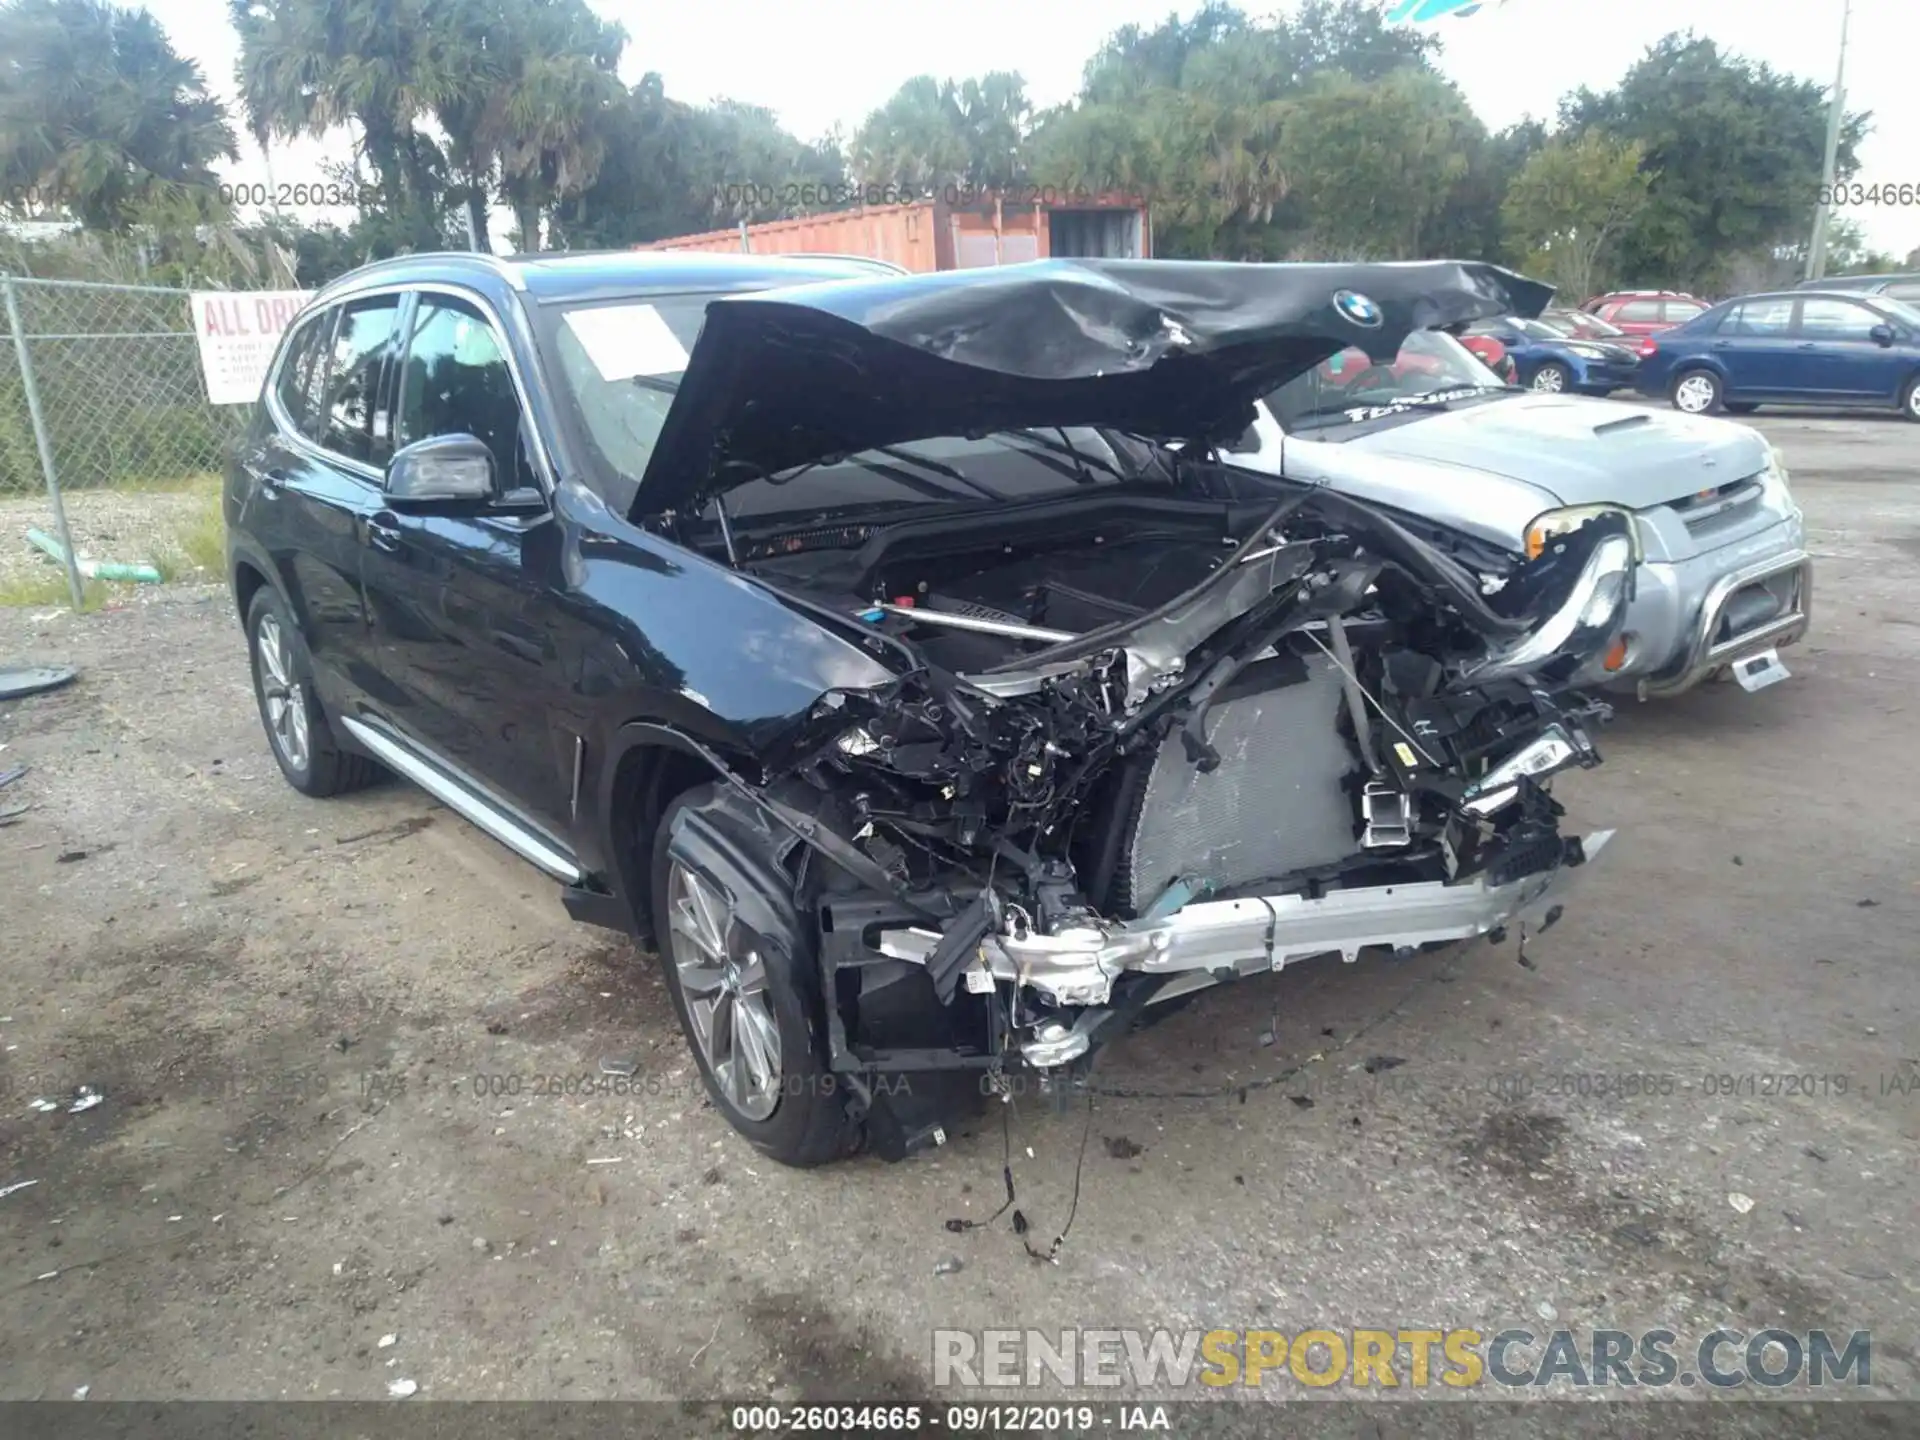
[1797,298,1878,341]
[318,298,401,465]
[395,295,525,486]
[1882,280,1920,304]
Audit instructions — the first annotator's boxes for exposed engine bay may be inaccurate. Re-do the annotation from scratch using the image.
[667,467,1628,1151]
[626,257,1624,1161]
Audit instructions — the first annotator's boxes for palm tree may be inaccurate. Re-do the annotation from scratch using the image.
[851,72,1033,193]
[0,0,236,230]
[473,0,626,250]
[229,0,465,245]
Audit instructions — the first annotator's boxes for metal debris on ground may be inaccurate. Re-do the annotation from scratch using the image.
[1727,1192,1756,1215]
[68,1087,103,1114]
[0,764,27,789]
[934,1257,964,1275]
[377,1334,397,1349]
[28,1098,58,1113]
[386,1379,418,1399]
[598,1055,638,1077]
[0,1179,39,1200]
[0,665,78,701]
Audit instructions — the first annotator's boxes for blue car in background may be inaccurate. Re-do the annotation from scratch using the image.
[1464,315,1641,395]
[1634,289,1920,421]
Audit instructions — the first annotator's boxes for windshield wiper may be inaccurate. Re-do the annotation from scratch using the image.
[996,428,1131,483]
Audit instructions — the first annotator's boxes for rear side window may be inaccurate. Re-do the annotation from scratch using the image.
[317,298,401,466]
[272,311,332,439]
[1614,300,1661,322]
[1723,299,1794,336]
[1663,300,1706,322]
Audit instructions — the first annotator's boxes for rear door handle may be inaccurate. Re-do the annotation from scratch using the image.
[1796,342,1818,350]
[367,514,403,553]
[260,467,290,495]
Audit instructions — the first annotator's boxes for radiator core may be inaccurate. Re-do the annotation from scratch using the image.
[1122,655,1362,910]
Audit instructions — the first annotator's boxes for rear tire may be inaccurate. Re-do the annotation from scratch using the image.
[1901,374,1920,422]
[245,587,379,798]
[650,785,858,1167]
[1671,368,1723,415]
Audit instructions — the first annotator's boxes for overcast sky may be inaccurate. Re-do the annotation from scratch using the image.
[146,0,1915,262]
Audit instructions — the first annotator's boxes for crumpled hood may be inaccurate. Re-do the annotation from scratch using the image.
[630,258,1552,518]
[1350,393,1772,510]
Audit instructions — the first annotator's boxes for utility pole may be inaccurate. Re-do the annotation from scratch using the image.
[1806,0,1854,283]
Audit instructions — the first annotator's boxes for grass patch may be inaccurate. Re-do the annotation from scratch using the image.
[150,479,226,584]
[0,567,108,610]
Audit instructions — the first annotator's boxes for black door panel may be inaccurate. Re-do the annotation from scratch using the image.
[359,290,574,830]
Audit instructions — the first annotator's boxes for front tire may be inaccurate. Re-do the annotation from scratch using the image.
[650,785,858,1167]
[1671,368,1724,415]
[1530,361,1571,393]
[245,587,379,797]
[1901,374,1920,422]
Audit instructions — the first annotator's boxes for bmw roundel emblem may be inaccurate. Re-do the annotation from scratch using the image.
[1333,290,1383,328]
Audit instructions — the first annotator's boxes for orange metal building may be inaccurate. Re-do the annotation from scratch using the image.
[634,193,1151,271]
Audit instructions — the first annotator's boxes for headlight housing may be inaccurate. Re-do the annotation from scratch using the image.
[1524,503,1642,561]
[1565,344,1605,360]
[1469,522,1637,684]
[1760,440,1792,498]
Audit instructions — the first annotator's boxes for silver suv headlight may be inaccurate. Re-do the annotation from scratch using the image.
[1468,527,1637,684]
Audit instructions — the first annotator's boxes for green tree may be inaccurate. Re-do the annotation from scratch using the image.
[851,73,1031,192]
[552,78,846,245]
[1559,32,1869,292]
[1030,1,1450,258]
[0,0,236,231]
[461,0,626,249]
[229,0,463,250]
[1501,131,1653,302]
[1277,69,1481,259]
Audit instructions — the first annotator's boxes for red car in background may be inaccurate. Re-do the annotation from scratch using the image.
[1458,331,1518,382]
[1314,330,1516,391]
[1581,290,1712,337]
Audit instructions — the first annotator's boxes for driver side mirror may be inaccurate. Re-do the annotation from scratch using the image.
[385,434,494,505]
[1869,323,1896,347]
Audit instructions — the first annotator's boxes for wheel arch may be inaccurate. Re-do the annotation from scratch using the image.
[598,722,750,946]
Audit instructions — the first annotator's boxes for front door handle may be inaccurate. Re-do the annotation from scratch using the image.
[367,514,403,553]
[260,467,290,495]
[1796,342,1818,350]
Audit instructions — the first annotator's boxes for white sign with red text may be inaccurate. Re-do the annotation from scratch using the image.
[190,290,315,405]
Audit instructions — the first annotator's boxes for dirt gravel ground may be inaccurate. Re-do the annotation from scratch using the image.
[0,411,1915,1420]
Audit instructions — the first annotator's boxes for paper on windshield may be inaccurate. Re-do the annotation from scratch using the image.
[563,304,690,381]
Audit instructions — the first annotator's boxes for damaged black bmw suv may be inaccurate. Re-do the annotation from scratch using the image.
[228,252,1626,1166]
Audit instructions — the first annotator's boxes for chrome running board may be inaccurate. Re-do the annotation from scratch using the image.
[339,715,581,883]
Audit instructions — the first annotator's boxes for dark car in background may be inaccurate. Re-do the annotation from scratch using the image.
[1634,289,1920,420]
[1794,272,1920,304]
[1582,291,1712,337]
[1464,315,1640,395]
[225,251,1627,1166]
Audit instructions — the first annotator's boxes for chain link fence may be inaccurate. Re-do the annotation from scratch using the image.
[2,275,258,609]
